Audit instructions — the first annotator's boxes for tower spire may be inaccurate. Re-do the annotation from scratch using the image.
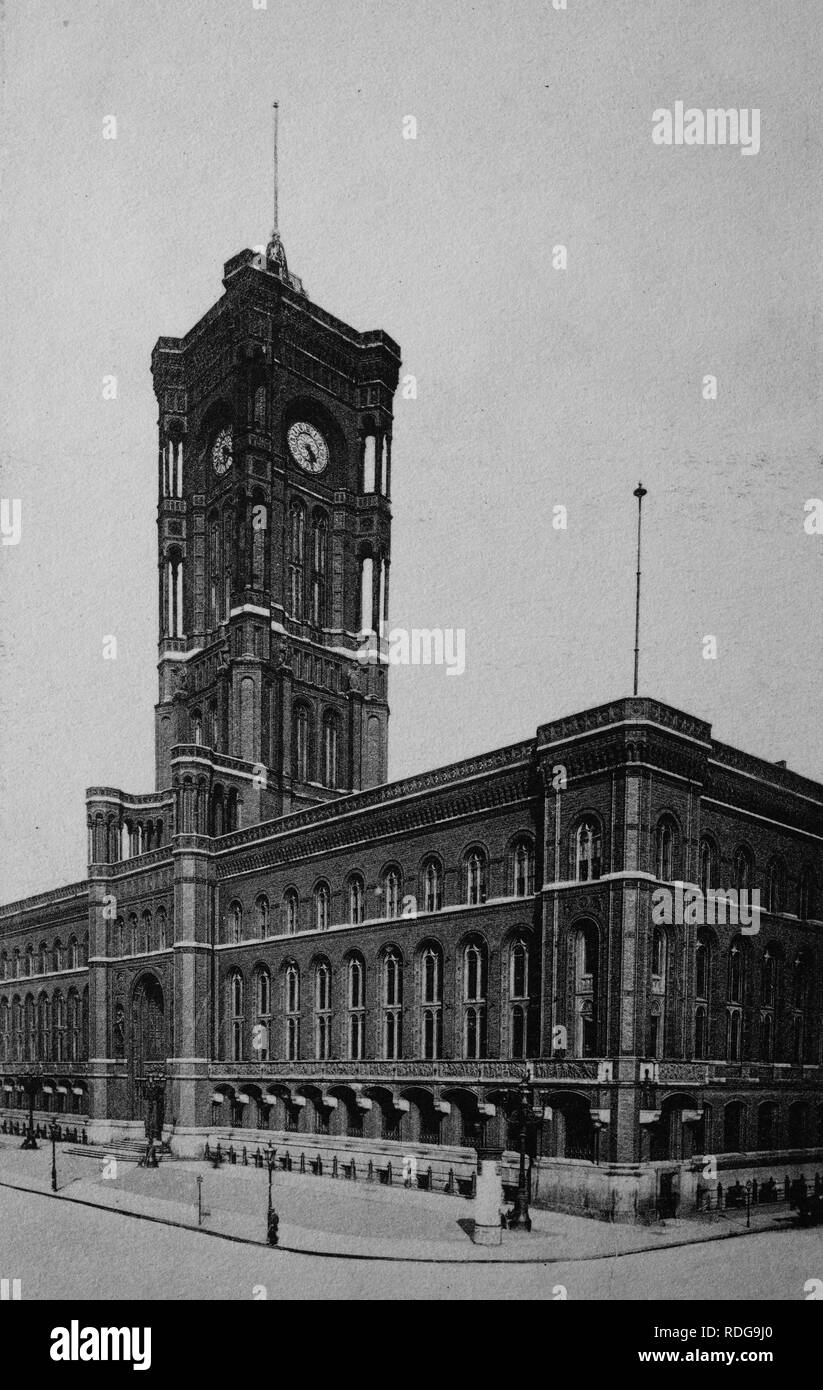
[266,100,289,279]
[632,481,647,697]
[272,101,279,239]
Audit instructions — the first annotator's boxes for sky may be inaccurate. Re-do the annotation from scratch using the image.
[0,0,821,902]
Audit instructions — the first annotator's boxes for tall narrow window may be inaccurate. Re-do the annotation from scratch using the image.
[383,949,402,1060]
[285,964,300,1060]
[293,705,311,782]
[359,555,374,633]
[655,818,676,881]
[347,957,365,1060]
[314,963,332,1060]
[512,839,534,897]
[420,945,443,1061]
[575,819,602,881]
[288,500,305,620]
[229,972,244,1062]
[465,849,487,906]
[694,1005,707,1059]
[254,969,271,1061]
[348,875,364,925]
[509,938,529,1059]
[383,867,401,919]
[311,514,328,626]
[728,941,743,1003]
[462,937,488,1059]
[284,889,299,935]
[256,895,270,939]
[733,847,753,893]
[699,838,717,896]
[314,882,330,932]
[322,711,340,789]
[422,858,442,914]
[229,901,242,944]
[765,860,783,915]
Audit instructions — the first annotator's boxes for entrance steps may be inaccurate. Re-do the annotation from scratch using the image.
[63,1138,172,1165]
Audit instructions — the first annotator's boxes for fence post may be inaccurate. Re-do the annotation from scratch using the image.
[332,1155,338,1178]
[446,1167,454,1194]
[300,1152,306,1174]
[427,1165,433,1190]
[242,1146,248,1166]
[386,1160,392,1186]
[367,1160,374,1182]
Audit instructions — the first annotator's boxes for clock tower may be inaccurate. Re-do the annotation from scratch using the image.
[150,169,400,831]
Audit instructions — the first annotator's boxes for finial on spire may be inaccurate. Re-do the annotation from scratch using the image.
[632,482,648,697]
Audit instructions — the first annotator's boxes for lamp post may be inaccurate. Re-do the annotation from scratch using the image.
[265,1141,276,1218]
[507,1070,539,1233]
[49,1120,59,1192]
[20,1068,42,1150]
[265,1142,279,1246]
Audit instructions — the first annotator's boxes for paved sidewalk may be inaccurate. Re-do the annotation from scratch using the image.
[0,1139,798,1264]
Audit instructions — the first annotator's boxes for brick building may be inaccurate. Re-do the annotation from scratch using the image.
[1,221,821,1221]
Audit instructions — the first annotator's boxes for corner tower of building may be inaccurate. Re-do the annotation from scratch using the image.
[151,234,400,828]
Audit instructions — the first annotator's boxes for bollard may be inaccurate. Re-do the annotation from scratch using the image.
[242,1146,248,1166]
[427,1165,433,1190]
[332,1155,338,1178]
[367,1160,374,1182]
[300,1152,306,1174]
[351,1159,356,1182]
[386,1160,393,1186]
[317,1156,322,1176]
[82,1128,88,1145]
[446,1168,455,1194]
[255,1148,262,1169]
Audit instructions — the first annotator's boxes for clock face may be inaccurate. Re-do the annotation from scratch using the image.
[212,427,233,476]
[288,421,329,475]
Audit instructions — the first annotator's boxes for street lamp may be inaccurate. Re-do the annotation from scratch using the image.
[20,1069,42,1150]
[507,1070,539,1233]
[49,1120,59,1192]
[265,1141,276,1217]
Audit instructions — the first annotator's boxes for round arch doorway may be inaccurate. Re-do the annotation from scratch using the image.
[130,974,167,1139]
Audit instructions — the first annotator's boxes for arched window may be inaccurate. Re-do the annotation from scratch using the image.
[0,997,8,1061]
[347,957,365,1060]
[283,889,299,935]
[655,817,677,881]
[310,513,328,626]
[256,895,270,939]
[24,993,35,1062]
[39,942,48,976]
[733,846,753,893]
[25,945,34,977]
[53,991,65,1061]
[765,859,784,915]
[287,499,305,619]
[575,819,602,882]
[462,937,487,1060]
[156,910,167,951]
[699,837,717,896]
[254,968,271,1061]
[694,1005,707,1060]
[68,938,79,970]
[651,928,667,984]
[67,990,80,1063]
[292,704,311,783]
[284,963,300,1060]
[347,874,364,926]
[228,971,244,1062]
[53,940,63,973]
[511,838,534,897]
[321,710,340,788]
[229,901,243,944]
[422,857,442,914]
[383,949,402,1060]
[383,867,402,920]
[420,944,443,1060]
[695,931,711,1000]
[191,710,203,745]
[314,882,330,932]
[761,946,777,1007]
[727,940,743,1003]
[128,915,138,956]
[574,922,600,1057]
[314,963,332,1060]
[509,937,530,1060]
[464,848,487,906]
[726,1008,742,1062]
[760,1009,774,1063]
[37,993,49,1060]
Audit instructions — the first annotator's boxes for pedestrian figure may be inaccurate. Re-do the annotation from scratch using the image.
[267,1209,280,1247]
